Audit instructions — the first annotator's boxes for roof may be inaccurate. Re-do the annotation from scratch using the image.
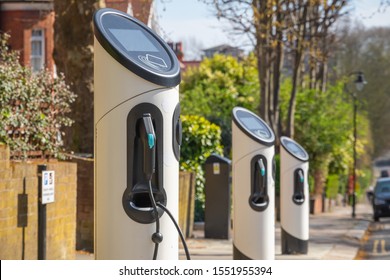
[202,44,243,52]
[205,154,231,164]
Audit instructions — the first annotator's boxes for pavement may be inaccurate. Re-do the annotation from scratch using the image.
[180,202,373,260]
[76,202,373,260]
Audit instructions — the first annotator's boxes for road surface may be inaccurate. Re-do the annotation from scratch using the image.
[357,217,390,260]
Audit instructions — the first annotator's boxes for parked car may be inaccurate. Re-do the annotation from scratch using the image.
[372,177,390,222]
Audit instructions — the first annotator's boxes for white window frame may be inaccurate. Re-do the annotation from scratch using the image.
[30,29,45,73]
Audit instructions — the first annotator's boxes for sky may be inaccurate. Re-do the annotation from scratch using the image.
[154,0,390,60]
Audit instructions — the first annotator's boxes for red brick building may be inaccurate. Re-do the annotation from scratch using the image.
[0,0,153,75]
[0,0,55,73]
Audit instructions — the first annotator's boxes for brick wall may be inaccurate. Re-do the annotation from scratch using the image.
[0,144,77,260]
[72,158,94,252]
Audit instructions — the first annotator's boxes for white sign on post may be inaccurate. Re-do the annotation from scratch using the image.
[42,170,55,204]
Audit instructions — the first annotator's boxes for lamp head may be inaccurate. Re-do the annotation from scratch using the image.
[354,72,367,91]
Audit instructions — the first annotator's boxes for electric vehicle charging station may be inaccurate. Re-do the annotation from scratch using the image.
[93,8,182,260]
[232,107,276,260]
[280,136,309,254]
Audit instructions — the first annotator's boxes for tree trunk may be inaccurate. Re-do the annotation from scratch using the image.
[53,0,104,153]
[319,58,328,93]
[318,25,331,93]
[257,44,270,124]
[313,167,328,195]
[286,2,308,138]
[270,0,283,142]
[254,0,271,124]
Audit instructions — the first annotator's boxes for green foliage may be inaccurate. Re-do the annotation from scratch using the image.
[280,78,371,194]
[326,174,340,199]
[289,81,352,172]
[0,33,76,159]
[308,174,315,194]
[180,53,259,155]
[180,115,224,221]
[357,168,373,196]
[336,26,390,156]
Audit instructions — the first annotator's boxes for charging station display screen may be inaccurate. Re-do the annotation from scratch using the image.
[94,9,181,87]
[240,117,271,139]
[233,107,274,144]
[286,142,306,158]
[108,29,159,52]
[100,13,172,72]
[281,137,308,161]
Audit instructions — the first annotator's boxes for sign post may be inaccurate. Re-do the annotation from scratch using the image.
[37,165,55,260]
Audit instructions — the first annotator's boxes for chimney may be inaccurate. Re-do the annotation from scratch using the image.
[104,1,153,25]
[129,0,153,25]
[167,42,174,51]
[104,0,129,13]
[175,42,183,62]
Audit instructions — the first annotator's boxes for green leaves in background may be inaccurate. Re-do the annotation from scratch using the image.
[180,115,223,221]
[280,79,372,195]
[0,33,76,159]
[180,54,259,155]
[179,54,257,220]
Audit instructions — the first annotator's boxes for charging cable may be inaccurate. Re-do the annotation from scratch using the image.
[142,113,191,260]
[157,202,191,260]
[148,180,162,260]
[147,185,191,260]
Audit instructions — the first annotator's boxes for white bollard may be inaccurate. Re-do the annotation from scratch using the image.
[232,107,275,260]
[93,8,181,260]
[280,136,309,254]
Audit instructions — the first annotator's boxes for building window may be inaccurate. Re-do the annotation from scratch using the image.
[30,29,45,72]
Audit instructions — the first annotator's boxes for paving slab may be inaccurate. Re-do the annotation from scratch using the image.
[179,203,373,260]
[76,203,373,260]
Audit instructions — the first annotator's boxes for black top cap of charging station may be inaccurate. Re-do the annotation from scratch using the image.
[280,136,309,162]
[93,8,181,87]
[232,107,275,146]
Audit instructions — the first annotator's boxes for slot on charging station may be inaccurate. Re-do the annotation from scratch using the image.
[293,169,305,205]
[123,103,166,224]
[250,155,269,211]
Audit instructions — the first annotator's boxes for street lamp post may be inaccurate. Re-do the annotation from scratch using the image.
[352,93,357,218]
[349,71,367,218]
